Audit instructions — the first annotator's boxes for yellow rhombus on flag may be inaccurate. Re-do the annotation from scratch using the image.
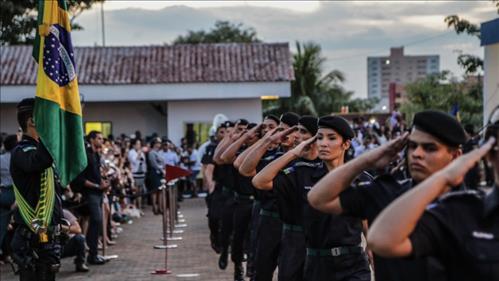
[33,0,87,187]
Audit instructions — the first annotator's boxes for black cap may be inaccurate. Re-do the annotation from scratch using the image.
[413,110,466,147]
[299,116,318,135]
[280,112,300,127]
[318,115,354,140]
[17,98,35,113]
[247,123,258,130]
[264,114,280,124]
[224,121,235,128]
[236,119,249,126]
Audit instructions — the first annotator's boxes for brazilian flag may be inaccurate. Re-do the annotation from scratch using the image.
[32,0,87,187]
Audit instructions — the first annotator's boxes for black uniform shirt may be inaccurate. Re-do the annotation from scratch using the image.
[234,149,254,197]
[201,141,224,184]
[255,148,284,212]
[74,145,102,195]
[410,187,499,281]
[339,174,437,281]
[274,160,363,248]
[10,135,63,226]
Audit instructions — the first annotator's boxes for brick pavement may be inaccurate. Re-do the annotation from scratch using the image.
[0,198,238,281]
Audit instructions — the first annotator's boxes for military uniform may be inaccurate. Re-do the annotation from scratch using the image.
[340,175,445,281]
[201,140,222,253]
[252,148,284,281]
[218,163,238,268]
[10,135,63,281]
[275,160,371,281]
[409,187,499,281]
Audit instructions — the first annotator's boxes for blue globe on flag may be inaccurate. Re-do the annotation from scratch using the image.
[42,24,76,87]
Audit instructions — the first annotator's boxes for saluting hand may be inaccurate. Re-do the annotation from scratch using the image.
[364,132,409,169]
[291,136,317,159]
[440,137,495,188]
[247,123,263,139]
[268,126,298,145]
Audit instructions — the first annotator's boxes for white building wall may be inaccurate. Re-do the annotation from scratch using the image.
[167,98,262,145]
[82,102,168,137]
[484,43,499,124]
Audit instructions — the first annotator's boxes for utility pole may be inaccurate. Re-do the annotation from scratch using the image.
[101,2,106,46]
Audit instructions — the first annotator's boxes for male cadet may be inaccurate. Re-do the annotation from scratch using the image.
[308,110,467,281]
[202,123,227,254]
[10,98,64,281]
[368,108,499,281]
[212,120,242,270]
[239,112,300,281]
[220,123,261,281]
[234,115,280,278]
[254,116,318,281]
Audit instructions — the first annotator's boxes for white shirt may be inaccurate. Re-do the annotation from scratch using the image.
[128,148,147,175]
[161,150,179,167]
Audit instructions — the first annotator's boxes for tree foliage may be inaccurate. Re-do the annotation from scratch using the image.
[173,21,261,44]
[0,0,103,45]
[444,0,498,75]
[265,41,372,117]
[400,71,483,127]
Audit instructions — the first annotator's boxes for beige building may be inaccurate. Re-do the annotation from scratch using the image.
[368,47,439,112]
[0,43,293,145]
[481,18,499,124]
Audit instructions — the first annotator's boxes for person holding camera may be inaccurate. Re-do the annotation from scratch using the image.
[128,139,147,211]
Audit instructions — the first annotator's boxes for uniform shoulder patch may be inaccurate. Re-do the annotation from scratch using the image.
[282,166,295,175]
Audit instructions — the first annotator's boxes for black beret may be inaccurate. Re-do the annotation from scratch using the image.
[264,114,280,124]
[236,119,249,126]
[280,112,300,127]
[224,121,235,128]
[299,116,318,135]
[17,98,35,113]
[413,110,466,147]
[247,123,258,130]
[318,115,354,140]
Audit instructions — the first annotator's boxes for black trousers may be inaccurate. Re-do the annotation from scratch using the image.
[278,229,306,281]
[62,234,86,264]
[247,201,262,276]
[231,199,253,263]
[304,253,371,281]
[11,227,61,281]
[254,214,282,281]
[85,193,103,257]
[219,194,236,255]
[206,187,224,250]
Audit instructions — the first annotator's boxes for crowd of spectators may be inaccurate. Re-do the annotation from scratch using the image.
[0,129,204,273]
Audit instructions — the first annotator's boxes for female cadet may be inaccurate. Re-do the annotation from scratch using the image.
[368,110,499,281]
[253,116,371,281]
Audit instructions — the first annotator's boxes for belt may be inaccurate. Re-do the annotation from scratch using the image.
[235,193,255,201]
[283,223,303,232]
[259,209,280,219]
[307,246,363,257]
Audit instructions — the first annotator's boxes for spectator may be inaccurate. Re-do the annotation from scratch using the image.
[0,135,17,256]
[128,139,147,210]
[61,209,89,272]
[74,131,110,265]
[147,137,165,215]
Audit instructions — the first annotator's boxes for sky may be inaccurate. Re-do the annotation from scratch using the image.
[71,1,498,99]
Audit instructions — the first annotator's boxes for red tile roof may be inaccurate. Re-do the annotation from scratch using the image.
[0,43,294,85]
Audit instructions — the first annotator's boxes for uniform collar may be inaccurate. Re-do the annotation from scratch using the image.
[484,185,498,217]
[21,134,38,143]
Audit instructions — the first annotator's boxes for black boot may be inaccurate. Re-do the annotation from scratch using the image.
[75,262,89,272]
[234,262,244,281]
[218,250,228,270]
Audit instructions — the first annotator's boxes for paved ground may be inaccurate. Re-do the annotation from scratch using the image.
[0,198,236,281]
